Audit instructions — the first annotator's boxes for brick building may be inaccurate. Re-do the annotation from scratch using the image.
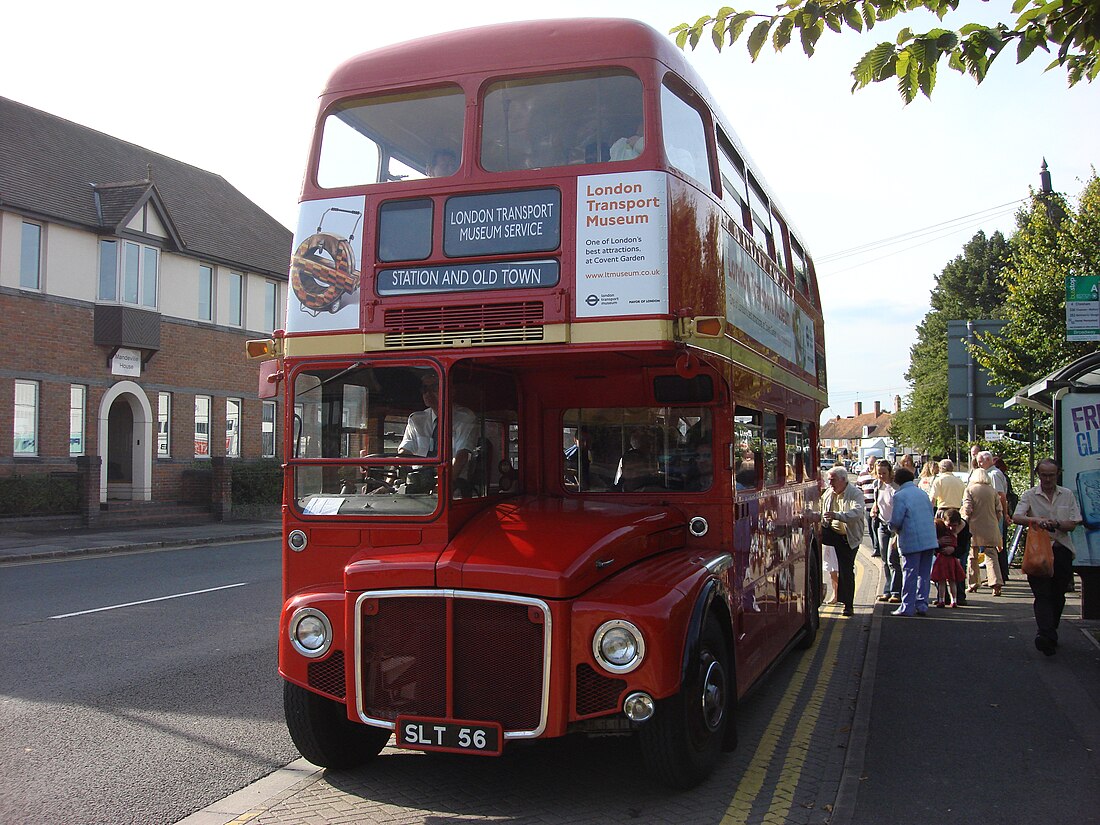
[820,399,899,467]
[0,96,291,505]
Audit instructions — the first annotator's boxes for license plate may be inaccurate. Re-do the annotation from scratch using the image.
[395,716,503,756]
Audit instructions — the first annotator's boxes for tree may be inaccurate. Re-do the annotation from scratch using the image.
[976,172,1099,397]
[890,229,1009,455]
[672,0,1100,104]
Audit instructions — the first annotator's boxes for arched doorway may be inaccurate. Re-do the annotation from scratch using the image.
[97,381,153,503]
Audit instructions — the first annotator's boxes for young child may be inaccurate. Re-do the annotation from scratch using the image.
[932,509,966,607]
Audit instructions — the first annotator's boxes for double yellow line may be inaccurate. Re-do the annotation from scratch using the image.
[721,562,864,823]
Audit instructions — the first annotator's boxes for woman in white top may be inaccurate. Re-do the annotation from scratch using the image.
[871,459,902,602]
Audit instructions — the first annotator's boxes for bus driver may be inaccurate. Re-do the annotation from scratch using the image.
[399,373,478,491]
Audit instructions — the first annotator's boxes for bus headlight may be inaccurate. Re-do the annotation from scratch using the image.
[593,620,645,674]
[289,608,333,658]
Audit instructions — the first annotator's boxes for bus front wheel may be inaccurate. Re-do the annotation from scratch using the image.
[638,616,732,789]
[284,681,390,768]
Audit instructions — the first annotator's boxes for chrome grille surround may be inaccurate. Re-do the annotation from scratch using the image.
[353,589,552,741]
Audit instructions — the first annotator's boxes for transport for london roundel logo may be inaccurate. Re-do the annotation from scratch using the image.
[585,294,600,306]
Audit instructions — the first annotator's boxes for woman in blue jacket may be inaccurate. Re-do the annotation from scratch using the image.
[888,467,939,616]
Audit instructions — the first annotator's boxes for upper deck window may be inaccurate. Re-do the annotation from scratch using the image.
[481,69,643,172]
[660,83,711,187]
[717,131,748,217]
[317,86,465,189]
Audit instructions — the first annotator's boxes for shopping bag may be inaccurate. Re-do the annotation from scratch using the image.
[1021,527,1054,578]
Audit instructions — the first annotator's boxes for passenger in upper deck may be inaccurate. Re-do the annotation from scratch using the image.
[426,148,458,177]
[609,119,644,161]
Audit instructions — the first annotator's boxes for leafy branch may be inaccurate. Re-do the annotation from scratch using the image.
[670,0,1100,103]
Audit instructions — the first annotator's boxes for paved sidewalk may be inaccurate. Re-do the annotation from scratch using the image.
[848,562,1100,824]
[0,518,280,564]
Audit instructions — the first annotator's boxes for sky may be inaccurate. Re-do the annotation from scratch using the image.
[4,0,1098,424]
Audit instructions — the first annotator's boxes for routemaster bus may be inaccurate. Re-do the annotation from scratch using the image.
[249,17,828,789]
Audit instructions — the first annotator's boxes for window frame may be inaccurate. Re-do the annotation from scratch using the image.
[199,264,214,322]
[659,79,714,189]
[20,221,42,290]
[262,401,277,459]
[158,392,172,459]
[226,398,242,458]
[98,237,159,307]
[69,385,86,457]
[264,280,279,332]
[14,380,39,457]
[228,271,243,327]
[194,395,212,459]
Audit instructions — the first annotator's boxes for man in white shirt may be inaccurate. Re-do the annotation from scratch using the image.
[1012,458,1083,656]
[399,373,478,490]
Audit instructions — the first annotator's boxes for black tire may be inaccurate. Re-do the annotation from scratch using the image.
[638,616,732,790]
[283,681,391,769]
[796,541,821,650]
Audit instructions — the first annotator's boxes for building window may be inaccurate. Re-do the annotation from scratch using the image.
[99,238,158,307]
[226,398,241,458]
[262,401,277,458]
[194,396,211,458]
[158,392,172,458]
[20,222,42,289]
[264,281,279,332]
[229,271,242,326]
[14,380,38,456]
[70,385,86,456]
[99,240,118,301]
[199,264,213,321]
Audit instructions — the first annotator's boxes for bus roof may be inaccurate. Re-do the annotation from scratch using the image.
[320,17,810,261]
[324,18,709,98]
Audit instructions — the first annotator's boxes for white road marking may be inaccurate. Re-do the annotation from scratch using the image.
[49,582,249,619]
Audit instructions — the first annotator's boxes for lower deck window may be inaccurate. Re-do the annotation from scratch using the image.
[563,407,712,493]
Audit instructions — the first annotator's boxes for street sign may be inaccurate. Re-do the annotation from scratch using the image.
[1066,275,1099,342]
[984,429,1004,441]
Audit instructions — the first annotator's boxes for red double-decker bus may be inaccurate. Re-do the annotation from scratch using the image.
[250,17,827,789]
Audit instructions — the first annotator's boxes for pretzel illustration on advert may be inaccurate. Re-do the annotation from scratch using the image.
[290,207,363,316]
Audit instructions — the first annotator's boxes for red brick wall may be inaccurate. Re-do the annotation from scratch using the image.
[0,290,279,500]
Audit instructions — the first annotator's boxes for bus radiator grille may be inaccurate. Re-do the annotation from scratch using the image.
[383,302,544,348]
[307,650,346,699]
[575,663,626,716]
[358,594,546,732]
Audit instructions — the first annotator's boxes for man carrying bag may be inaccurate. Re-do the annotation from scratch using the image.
[1012,458,1083,656]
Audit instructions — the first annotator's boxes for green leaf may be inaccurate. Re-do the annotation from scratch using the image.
[712,17,727,51]
[689,28,702,50]
[948,49,966,73]
[862,3,877,30]
[729,13,754,42]
[773,17,795,51]
[674,28,690,49]
[1011,0,1032,13]
[919,58,937,98]
[896,26,913,45]
[801,19,825,57]
[747,19,773,61]
[851,41,896,89]
[843,5,863,33]
[826,13,843,33]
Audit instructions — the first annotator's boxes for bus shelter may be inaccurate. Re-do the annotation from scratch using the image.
[1006,351,1100,619]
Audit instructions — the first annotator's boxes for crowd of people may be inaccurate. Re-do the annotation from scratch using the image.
[820,449,1082,656]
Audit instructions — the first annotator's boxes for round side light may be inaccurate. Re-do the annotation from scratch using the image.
[288,530,308,552]
[689,517,709,537]
[593,619,645,674]
[289,608,332,658]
